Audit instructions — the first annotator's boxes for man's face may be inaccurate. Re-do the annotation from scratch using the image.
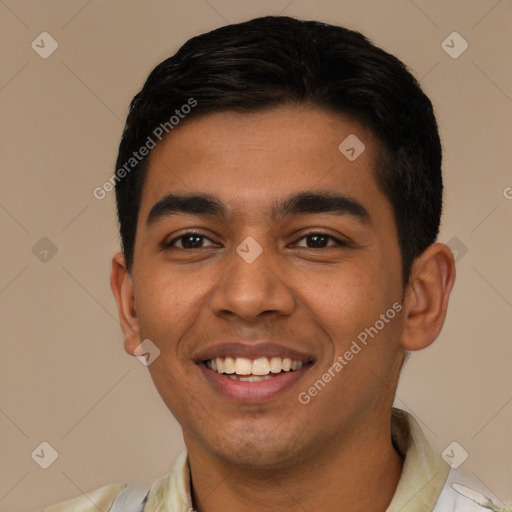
[129,105,406,467]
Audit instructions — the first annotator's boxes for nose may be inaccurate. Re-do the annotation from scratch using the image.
[209,241,296,323]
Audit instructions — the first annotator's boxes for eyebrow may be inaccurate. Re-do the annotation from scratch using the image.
[146,191,371,226]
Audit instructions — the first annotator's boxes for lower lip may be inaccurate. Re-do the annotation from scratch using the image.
[199,363,313,403]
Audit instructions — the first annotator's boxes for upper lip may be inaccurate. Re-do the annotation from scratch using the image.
[194,342,315,363]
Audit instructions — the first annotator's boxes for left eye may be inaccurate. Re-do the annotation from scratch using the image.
[294,233,346,249]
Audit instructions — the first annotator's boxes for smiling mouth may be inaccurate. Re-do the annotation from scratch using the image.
[204,356,312,382]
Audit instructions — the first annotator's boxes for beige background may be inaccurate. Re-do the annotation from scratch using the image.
[0,1,511,510]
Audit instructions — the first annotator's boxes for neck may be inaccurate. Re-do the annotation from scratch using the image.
[186,413,404,512]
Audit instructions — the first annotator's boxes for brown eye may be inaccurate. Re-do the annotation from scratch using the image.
[295,232,347,249]
[166,232,216,249]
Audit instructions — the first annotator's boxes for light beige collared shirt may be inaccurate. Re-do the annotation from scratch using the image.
[45,408,505,511]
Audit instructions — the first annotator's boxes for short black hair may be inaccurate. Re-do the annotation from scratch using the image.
[114,15,443,286]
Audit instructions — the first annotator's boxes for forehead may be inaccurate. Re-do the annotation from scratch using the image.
[138,105,388,221]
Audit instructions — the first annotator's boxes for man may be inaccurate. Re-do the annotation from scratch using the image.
[43,15,510,512]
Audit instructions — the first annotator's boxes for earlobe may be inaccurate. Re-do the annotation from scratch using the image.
[110,253,141,355]
[400,243,456,351]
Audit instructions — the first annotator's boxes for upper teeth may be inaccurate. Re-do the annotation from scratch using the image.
[206,356,305,375]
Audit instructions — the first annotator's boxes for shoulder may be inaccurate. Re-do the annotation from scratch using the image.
[433,467,512,512]
[39,451,190,512]
[40,482,127,511]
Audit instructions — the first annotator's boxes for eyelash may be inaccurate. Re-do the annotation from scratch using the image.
[164,231,348,250]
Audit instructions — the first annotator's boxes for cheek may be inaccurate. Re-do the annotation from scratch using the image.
[133,269,200,344]
[300,257,401,371]
[302,262,386,333]
[331,270,402,387]
[303,275,402,411]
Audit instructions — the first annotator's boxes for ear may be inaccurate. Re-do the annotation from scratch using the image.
[400,242,456,351]
[110,253,141,356]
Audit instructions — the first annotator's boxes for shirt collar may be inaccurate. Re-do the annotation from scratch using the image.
[386,407,450,512]
[144,407,450,511]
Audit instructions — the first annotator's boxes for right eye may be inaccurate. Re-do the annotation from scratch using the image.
[164,232,217,250]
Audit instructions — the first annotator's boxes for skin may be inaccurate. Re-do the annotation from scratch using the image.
[111,105,456,512]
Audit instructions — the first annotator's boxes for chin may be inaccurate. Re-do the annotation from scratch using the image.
[200,422,306,470]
